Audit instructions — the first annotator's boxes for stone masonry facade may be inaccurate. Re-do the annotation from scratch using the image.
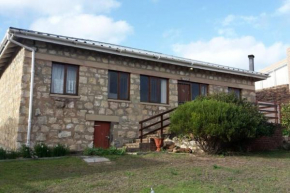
[0,40,257,151]
[0,49,24,149]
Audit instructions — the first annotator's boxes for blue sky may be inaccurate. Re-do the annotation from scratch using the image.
[0,0,290,70]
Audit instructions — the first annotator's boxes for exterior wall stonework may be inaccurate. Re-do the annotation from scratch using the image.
[0,49,24,150]
[2,40,257,151]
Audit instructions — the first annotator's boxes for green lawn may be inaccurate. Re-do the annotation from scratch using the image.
[0,151,290,193]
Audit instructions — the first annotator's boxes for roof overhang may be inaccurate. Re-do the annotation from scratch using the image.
[0,33,20,76]
[0,27,269,80]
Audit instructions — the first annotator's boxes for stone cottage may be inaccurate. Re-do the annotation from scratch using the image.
[0,27,268,151]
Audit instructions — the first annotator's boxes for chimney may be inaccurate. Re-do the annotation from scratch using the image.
[248,55,255,71]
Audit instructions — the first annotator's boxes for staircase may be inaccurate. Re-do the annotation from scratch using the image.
[124,108,176,152]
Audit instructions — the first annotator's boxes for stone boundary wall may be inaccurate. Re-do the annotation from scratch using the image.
[248,126,283,151]
[0,49,24,150]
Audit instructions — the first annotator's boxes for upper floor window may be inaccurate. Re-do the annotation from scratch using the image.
[178,81,208,104]
[140,75,168,104]
[228,87,241,99]
[108,71,130,100]
[191,83,208,100]
[51,63,79,95]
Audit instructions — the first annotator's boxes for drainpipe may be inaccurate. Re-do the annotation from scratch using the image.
[7,33,36,147]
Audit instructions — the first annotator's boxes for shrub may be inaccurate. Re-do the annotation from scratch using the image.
[281,103,290,136]
[34,143,51,158]
[83,146,126,156]
[6,151,20,159]
[52,144,69,157]
[0,148,6,159]
[170,93,275,154]
[20,145,33,158]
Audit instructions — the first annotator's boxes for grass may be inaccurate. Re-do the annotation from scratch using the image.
[0,150,290,193]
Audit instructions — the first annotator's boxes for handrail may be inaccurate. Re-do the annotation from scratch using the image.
[139,108,176,124]
[139,108,176,143]
[257,101,280,124]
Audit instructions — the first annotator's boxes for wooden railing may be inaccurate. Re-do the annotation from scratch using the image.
[139,108,176,143]
[256,101,280,124]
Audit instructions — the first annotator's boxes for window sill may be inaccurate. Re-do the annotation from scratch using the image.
[107,99,132,103]
[140,102,171,107]
[50,94,81,99]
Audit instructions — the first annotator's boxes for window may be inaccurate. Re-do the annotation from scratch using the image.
[51,63,79,95]
[178,81,208,104]
[108,71,130,100]
[140,75,168,104]
[228,87,241,99]
[191,83,208,100]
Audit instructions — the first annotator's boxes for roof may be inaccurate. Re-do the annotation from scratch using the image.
[0,27,268,80]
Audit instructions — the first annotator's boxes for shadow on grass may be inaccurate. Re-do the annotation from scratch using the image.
[230,150,290,159]
[0,154,166,192]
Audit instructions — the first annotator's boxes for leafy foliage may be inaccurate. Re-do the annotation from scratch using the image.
[0,148,6,159]
[34,143,51,158]
[20,145,33,158]
[170,93,276,154]
[83,146,126,156]
[52,144,69,157]
[281,103,290,136]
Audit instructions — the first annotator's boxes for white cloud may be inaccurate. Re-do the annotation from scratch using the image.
[277,0,290,14]
[162,29,181,39]
[221,14,267,29]
[172,36,289,71]
[0,0,120,16]
[222,15,236,26]
[217,28,236,37]
[30,14,133,44]
[0,0,133,44]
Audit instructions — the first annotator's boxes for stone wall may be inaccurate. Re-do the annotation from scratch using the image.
[0,49,24,150]
[256,84,290,104]
[14,40,257,151]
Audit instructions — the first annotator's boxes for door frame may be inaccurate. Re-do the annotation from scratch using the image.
[93,121,111,149]
[178,81,191,104]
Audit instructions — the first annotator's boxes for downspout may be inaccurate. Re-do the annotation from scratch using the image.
[7,33,36,147]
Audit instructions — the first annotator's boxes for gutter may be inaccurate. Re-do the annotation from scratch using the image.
[8,28,268,80]
[7,33,36,147]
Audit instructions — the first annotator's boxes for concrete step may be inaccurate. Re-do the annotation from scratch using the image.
[125,142,140,148]
[124,141,155,152]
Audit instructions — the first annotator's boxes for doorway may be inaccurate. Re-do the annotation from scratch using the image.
[94,122,111,149]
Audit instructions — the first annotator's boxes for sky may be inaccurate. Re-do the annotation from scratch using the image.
[0,0,290,71]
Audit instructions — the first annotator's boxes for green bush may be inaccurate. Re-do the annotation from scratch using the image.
[52,144,69,157]
[6,151,20,159]
[34,143,51,158]
[281,103,290,136]
[0,148,7,159]
[83,146,126,156]
[20,145,33,158]
[170,93,275,154]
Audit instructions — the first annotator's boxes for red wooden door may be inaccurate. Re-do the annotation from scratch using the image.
[178,83,191,104]
[94,122,110,149]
